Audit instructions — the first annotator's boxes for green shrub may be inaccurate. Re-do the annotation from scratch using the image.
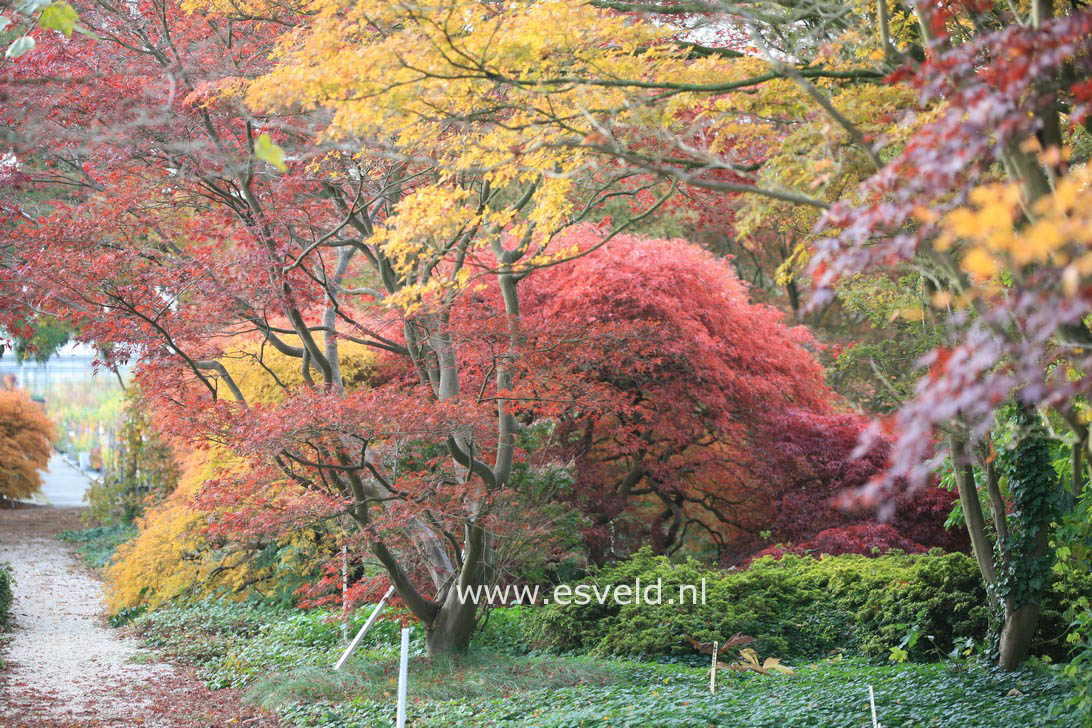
[474,605,534,654]
[0,562,13,625]
[84,386,178,525]
[524,548,1015,661]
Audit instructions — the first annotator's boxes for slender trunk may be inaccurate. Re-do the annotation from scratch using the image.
[877,0,895,60]
[950,436,997,591]
[1073,425,1088,499]
[984,456,1008,550]
[996,407,1058,670]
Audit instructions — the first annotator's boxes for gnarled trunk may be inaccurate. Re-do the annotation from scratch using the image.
[426,590,479,656]
[369,520,489,656]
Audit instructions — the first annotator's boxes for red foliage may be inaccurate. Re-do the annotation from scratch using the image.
[811,10,1092,488]
[749,523,928,562]
[0,0,969,626]
[516,231,964,563]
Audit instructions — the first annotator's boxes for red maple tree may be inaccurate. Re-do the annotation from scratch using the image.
[519,232,961,563]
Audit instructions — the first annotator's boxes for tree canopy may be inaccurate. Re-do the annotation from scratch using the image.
[2,0,1091,668]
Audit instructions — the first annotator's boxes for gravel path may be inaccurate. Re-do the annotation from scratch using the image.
[0,506,277,727]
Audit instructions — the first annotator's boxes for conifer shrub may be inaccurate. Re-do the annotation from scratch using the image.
[525,548,1082,661]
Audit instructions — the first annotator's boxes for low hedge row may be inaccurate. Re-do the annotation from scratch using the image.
[0,561,13,625]
[523,548,1086,662]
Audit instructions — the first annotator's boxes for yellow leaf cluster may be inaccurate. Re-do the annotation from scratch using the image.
[735,82,920,249]
[240,1,729,305]
[217,333,376,403]
[939,162,1092,291]
[105,446,326,611]
[104,447,243,611]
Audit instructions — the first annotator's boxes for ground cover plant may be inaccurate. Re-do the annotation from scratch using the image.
[275,659,1074,728]
[128,597,1076,727]
[59,524,139,570]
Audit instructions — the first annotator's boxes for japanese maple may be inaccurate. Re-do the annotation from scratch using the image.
[808,2,1092,669]
[0,390,55,501]
[518,230,961,563]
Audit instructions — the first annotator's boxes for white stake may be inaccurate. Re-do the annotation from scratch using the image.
[710,640,718,695]
[333,585,395,671]
[868,684,880,728]
[396,626,410,728]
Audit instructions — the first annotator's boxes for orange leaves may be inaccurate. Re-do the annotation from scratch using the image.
[721,648,795,675]
[928,347,953,382]
[0,390,55,500]
[181,77,249,110]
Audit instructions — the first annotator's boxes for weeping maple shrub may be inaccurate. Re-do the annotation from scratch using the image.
[516,230,961,564]
[0,390,55,500]
[106,446,339,612]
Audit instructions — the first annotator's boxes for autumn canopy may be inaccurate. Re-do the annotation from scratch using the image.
[1,0,1090,679]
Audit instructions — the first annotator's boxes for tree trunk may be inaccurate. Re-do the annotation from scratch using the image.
[999,602,1042,670]
[949,435,997,592]
[995,406,1057,670]
[998,478,1051,670]
[425,522,489,655]
[426,589,479,656]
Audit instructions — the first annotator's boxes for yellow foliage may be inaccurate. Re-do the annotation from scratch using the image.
[938,160,1092,288]
[238,1,735,304]
[105,446,325,611]
[217,334,376,403]
[105,336,374,611]
[734,81,922,271]
[105,447,234,611]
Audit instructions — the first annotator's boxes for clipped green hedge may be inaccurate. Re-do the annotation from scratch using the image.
[0,562,13,625]
[524,548,1080,662]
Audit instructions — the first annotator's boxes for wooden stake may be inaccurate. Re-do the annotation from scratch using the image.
[869,684,880,728]
[341,545,349,645]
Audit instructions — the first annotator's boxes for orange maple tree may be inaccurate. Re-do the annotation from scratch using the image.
[0,390,55,501]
